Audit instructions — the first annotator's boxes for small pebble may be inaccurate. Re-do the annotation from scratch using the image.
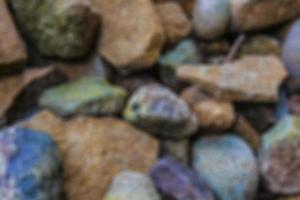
[193,135,258,200]
[124,84,198,139]
[150,157,215,200]
[104,171,160,200]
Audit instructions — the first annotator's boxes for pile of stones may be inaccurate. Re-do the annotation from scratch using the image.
[1,0,300,199]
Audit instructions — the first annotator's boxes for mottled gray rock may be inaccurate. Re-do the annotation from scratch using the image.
[124,84,198,139]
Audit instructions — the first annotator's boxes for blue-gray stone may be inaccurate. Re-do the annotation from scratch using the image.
[0,127,61,200]
[192,135,258,200]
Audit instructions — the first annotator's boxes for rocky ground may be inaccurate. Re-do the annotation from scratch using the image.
[1,0,300,200]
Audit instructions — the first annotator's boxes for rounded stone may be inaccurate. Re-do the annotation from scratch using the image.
[193,0,230,39]
[282,19,300,78]
[0,127,61,200]
[192,135,258,200]
[104,171,160,200]
[259,115,300,194]
[124,84,198,139]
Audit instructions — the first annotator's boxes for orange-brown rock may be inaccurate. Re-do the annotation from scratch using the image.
[153,0,195,15]
[156,2,191,43]
[178,55,287,102]
[231,0,300,31]
[94,0,165,71]
[0,0,27,73]
[24,111,159,200]
[0,67,66,125]
[194,99,236,131]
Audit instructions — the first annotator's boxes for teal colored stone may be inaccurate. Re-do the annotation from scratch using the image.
[159,40,201,89]
[10,0,99,59]
[39,77,128,117]
[124,84,198,139]
[193,135,258,200]
[260,115,300,194]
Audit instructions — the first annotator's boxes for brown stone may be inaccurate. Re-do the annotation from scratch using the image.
[24,111,159,200]
[0,67,66,125]
[177,55,287,102]
[0,0,27,73]
[156,2,191,43]
[94,0,165,71]
[231,0,300,31]
[194,99,236,130]
[153,0,195,15]
[233,115,261,151]
[180,85,208,107]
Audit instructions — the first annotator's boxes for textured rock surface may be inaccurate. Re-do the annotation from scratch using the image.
[240,35,281,56]
[0,0,27,73]
[104,171,160,200]
[178,55,287,102]
[151,157,215,200]
[161,140,189,165]
[193,0,230,39]
[0,67,66,125]
[194,99,236,130]
[156,2,191,44]
[124,84,198,139]
[231,0,300,31]
[24,112,159,200]
[259,115,300,194]
[95,0,165,71]
[159,39,201,89]
[10,0,99,59]
[193,135,258,200]
[282,20,300,78]
[0,127,61,200]
[39,77,127,117]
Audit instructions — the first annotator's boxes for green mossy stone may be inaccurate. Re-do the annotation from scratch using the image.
[39,77,127,117]
[159,39,201,88]
[10,0,99,59]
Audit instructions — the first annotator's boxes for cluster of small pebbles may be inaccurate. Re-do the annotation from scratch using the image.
[2,0,300,199]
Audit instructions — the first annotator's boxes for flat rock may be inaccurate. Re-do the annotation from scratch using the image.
[10,0,99,59]
[259,115,300,194]
[0,127,61,200]
[39,77,127,117]
[124,84,198,139]
[104,171,160,200]
[156,2,191,44]
[0,0,27,73]
[0,67,66,125]
[178,55,287,102]
[231,0,300,31]
[193,135,258,200]
[24,111,159,200]
[150,157,215,200]
[94,0,165,71]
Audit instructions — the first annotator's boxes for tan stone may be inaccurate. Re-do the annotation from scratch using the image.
[0,0,27,72]
[233,115,260,151]
[0,67,66,124]
[156,2,191,43]
[94,0,165,71]
[194,99,236,130]
[153,0,195,15]
[231,0,300,31]
[177,55,287,102]
[180,85,208,107]
[24,111,159,200]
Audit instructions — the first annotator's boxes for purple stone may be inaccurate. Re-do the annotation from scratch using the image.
[150,157,215,200]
